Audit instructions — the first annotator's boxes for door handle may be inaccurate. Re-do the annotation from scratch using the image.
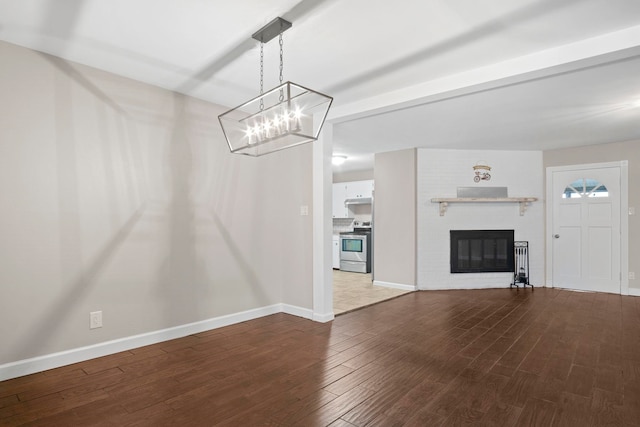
[554,234,560,239]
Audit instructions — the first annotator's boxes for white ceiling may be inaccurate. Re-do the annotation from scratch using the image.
[2,0,640,172]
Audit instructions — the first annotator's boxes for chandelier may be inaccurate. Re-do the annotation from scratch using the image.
[218,17,333,156]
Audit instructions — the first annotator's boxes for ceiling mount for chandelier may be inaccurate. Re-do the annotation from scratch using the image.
[218,17,333,156]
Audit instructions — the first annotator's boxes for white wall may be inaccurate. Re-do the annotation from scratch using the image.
[333,169,374,183]
[0,41,313,371]
[374,149,416,289]
[417,148,544,290]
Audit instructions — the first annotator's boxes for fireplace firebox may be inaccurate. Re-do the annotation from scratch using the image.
[450,230,514,273]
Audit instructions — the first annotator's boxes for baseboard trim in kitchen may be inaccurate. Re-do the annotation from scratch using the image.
[373,280,417,292]
[0,303,312,382]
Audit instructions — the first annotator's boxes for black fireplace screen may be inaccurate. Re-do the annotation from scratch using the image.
[450,230,514,273]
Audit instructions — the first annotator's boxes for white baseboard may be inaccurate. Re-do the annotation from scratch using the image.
[629,288,640,297]
[418,284,532,291]
[373,280,416,292]
[312,312,335,323]
[281,304,314,320]
[0,303,312,382]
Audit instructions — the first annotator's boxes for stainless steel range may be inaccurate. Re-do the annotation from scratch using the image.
[339,228,372,273]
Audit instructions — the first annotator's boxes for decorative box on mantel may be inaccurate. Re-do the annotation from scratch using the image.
[431,187,538,216]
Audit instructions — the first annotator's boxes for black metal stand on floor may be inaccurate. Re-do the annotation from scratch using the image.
[511,241,533,290]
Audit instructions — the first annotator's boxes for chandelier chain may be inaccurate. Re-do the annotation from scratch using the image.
[279,33,284,84]
[259,42,264,111]
[279,33,284,102]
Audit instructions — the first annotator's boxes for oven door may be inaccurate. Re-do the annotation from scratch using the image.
[340,235,367,262]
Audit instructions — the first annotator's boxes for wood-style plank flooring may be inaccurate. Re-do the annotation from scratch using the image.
[1,287,640,426]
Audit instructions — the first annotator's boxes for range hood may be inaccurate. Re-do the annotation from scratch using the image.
[345,197,372,205]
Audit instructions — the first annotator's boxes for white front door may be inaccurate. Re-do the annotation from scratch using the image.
[549,164,621,293]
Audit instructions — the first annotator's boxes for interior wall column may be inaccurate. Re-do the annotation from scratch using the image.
[312,122,334,322]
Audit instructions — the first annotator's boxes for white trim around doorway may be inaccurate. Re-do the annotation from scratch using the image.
[312,123,335,322]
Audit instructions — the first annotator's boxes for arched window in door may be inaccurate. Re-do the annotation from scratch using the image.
[562,178,609,199]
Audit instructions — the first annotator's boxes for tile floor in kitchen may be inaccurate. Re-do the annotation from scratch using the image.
[332,269,412,315]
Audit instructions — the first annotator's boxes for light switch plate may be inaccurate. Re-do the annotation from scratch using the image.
[90,311,102,329]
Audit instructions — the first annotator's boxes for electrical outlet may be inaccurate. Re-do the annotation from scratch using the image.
[90,311,102,329]
[630,272,636,280]
[629,207,636,216]
[300,205,309,216]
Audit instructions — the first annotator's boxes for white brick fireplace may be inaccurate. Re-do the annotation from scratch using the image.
[417,148,544,290]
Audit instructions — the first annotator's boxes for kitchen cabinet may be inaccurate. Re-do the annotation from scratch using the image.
[332,183,348,218]
[332,235,340,269]
[333,180,374,218]
[345,180,374,199]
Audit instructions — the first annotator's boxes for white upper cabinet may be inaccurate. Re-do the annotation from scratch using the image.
[333,180,374,218]
[332,183,348,218]
[345,180,374,199]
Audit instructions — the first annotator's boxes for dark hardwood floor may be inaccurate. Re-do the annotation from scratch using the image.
[1,287,639,426]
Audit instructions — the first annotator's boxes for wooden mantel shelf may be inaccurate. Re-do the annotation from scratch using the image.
[431,197,538,216]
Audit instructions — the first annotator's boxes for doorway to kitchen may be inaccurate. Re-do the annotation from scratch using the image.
[331,179,411,314]
[332,179,377,314]
[313,126,412,320]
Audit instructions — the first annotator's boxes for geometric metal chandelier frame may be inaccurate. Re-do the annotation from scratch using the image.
[218,17,333,156]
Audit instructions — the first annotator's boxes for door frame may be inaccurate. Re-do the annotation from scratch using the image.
[545,161,629,294]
